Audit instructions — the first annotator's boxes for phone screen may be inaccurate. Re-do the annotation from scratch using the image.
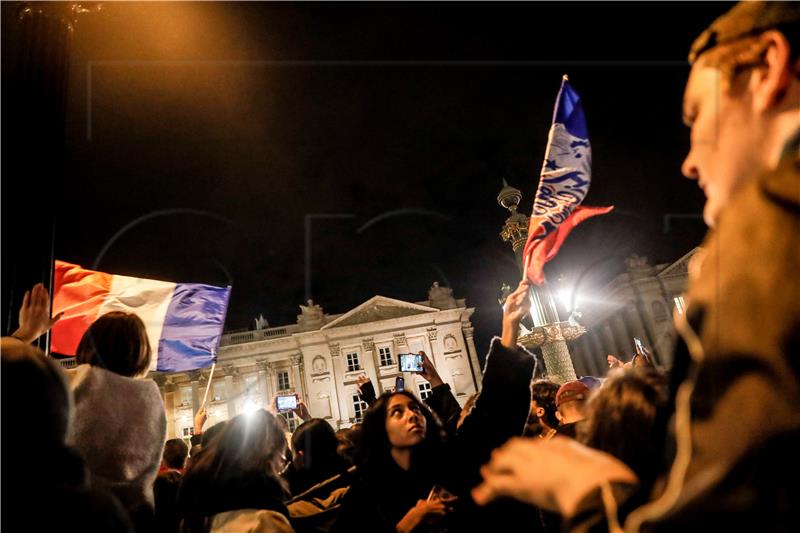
[634,338,644,355]
[276,394,298,411]
[399,353,424,372]
[395,376,405,392]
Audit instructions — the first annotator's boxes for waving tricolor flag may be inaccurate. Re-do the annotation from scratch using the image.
[51,260,231,372]
[523,76,613,284]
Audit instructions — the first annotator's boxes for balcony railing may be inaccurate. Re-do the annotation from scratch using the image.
[220,325,300,346]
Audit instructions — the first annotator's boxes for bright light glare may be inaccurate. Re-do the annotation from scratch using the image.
[243,399,260,415]
[558,289,575,311]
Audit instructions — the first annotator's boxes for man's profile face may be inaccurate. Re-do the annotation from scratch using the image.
[681,63,762,227]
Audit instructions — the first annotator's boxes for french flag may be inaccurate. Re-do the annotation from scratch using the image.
[524,75,613,284]
[51,260,231,372]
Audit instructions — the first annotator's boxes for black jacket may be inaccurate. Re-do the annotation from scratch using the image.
[333,338,536,533]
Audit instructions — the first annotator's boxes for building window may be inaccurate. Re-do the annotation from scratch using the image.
[673,296,686,315]
[182,426,194,437]
[378,346,393,367]
[277,371,290,391]
[419,382,432,400]
[346,352,361,372]
[279,411,299,432]
[352,394,368,422]
[212,382,226,402]
[180,387,192,407]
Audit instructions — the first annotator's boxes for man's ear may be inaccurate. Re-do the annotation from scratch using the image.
[752,30,794,112]
[555,410,563,422]
[536,407,545,418]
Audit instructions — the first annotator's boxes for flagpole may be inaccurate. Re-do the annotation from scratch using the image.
[200,362,217,409]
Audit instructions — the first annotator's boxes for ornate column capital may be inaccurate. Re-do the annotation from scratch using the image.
[329,342,341,358]
[426,327,438,341]
[518,322,586,348]
[393,333,408,347]
[255,359,274,375]
[289,353,303,368]
[361,338,375,352]
[222,364,238,377]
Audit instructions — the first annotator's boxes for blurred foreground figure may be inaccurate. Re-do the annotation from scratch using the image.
[473,2,800,531]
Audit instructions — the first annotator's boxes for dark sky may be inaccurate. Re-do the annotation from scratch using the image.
[5,2,734,354]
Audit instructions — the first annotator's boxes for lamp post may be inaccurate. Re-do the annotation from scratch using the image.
[497,181,584,384]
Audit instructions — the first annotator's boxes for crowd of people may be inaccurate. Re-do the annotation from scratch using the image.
[2,2,799,532]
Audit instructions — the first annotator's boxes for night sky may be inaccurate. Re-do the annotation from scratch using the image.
[3,2,734,356]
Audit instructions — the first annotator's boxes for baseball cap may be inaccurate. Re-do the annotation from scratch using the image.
[556,380,590,408]
[690,1,800,63]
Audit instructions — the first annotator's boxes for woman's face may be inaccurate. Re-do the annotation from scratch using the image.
[385,394,426,449]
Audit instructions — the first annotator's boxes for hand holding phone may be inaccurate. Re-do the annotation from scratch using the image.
[276,393,298,412]
[399,353,424,372]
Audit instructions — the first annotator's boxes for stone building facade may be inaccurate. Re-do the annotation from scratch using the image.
[565,248,698,377]
[152,284,480,440]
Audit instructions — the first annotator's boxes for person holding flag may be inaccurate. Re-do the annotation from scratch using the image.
[523,75,613,285]
[12,262,232,530]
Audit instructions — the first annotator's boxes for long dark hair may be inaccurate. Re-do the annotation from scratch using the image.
[189,409,287,491]
[179,409,289,531]
[291,418,348,479]
[355,391,445,483]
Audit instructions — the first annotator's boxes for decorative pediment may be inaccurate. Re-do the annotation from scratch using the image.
[658,247,701,278]
[321,296,439,330]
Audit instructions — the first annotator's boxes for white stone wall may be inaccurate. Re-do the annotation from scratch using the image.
[156,299,479,438]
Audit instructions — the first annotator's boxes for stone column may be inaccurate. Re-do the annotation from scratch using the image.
[588,332,607,375]
[290,353,307,401]
[611,314,633,356]
[256,359,273,410]
[163,378,177,439]
[190,371,202,416]
[600,322,619,358]
[361,337,376,368]
[461,323,482,388]
[328,342,347,426]
[223,365,238,419]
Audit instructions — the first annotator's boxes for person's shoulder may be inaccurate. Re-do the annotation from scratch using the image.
[209,508,294,533]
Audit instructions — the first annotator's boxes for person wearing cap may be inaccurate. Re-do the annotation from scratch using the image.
[471,2,800,531]
[553,381,590,439]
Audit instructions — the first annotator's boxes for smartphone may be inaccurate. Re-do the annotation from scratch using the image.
[427,484,456,502]
[634,337,645,355]
[395,376,405,392]
[398,353,424,372]
[276,394,298,412]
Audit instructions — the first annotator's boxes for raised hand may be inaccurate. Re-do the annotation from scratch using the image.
[417,350,443,388]
[471,436,636,517]
[396,498,452,533]
[194,406,208,434]
[500,280,531,348]
[14,283,63,343]
[293,395,311,421]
